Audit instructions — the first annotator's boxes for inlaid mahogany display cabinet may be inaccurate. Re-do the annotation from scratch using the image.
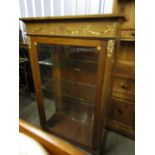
[20,14,125,154]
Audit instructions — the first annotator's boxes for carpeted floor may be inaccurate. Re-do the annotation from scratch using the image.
[19,94,135,155]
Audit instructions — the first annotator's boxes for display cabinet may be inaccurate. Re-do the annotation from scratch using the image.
[20,14,125,154]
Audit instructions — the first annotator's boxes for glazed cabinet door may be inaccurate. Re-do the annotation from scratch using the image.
[29,37,108,150]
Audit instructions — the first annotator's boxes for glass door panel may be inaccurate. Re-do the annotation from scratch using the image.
[37,43,98,148]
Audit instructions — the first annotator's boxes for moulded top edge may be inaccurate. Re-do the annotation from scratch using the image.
[20,14,126,23]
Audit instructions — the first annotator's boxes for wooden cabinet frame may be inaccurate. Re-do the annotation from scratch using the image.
[20,14,125,153]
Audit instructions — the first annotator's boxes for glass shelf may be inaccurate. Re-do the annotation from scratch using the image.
[39,58,52,66]
[19,57,29,64]
[52,58,97,72]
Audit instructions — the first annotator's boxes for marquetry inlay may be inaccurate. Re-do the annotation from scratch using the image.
[107,40,115,58]
[26,22,118,38]
[27,37,31,50]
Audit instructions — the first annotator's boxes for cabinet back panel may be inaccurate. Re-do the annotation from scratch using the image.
[58,68,97,85]
[57,95,94,125]
[60,80,96,104]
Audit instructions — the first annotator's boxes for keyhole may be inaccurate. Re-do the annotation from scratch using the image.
[119,6,125,13]
[118,109,122,114]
